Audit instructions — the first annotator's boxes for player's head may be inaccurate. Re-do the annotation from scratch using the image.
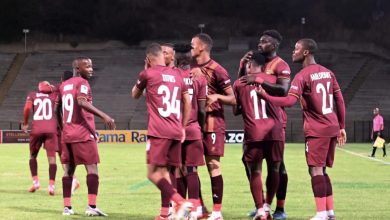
[173,44,193,69]
[62,70,73,82]
[161,43,175,67]
[191,33,213,58]
[258,29,282,55]
[247,51,265,74]
[145,43,164,67]
[38,81,53,93]
[292,38,317,63]
[72,57,93,79]
[373,107,380,115]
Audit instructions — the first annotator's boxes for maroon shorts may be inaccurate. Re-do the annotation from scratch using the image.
[182,139,205,166]
[305,137,337,167]
[243,141,284,163]
[30,133,58,157]
[147,136,181,166]
[203,132,225,157]
[57,133,63,156]
[61,140,100,165]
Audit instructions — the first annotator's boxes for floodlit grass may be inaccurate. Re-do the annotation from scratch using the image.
[0,143,389,219]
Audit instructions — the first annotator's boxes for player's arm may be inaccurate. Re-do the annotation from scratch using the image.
[241,76,290,97]
[131,85,143,99]
[232,104,242,116]
[181,92,191,143]
[258,87,298,107]
[333,90,347,146]
[206,87,236,106]
[237,51,253,78]
[22,100,32,133]
[77,97,116,130]
[197,99,206,130]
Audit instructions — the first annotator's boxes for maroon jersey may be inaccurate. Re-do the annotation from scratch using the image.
[179,68,207,140]
[59,76,96,143]
[136,65,188,140]
[288,64,341,137]
[26,91,58,134]
[234,73,283,142]
[194,59,231,133]
[263,56,291,128]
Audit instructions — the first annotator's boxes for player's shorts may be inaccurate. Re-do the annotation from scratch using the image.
[61,140,100,165]
[147,136,181,166]
[29,133,58,157]
[305,136,337,167]
[182,139,205,166]
[203,132,225,157]
[243,140,284,163]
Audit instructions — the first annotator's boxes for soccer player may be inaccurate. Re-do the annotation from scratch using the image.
[22,81,59,196]
[191,33,236,220]
[59,57,116,216]
[162,43,175,67]
[234,51,285,220]
[131,43,193,220]
[174,43,207,219]
[256,39,347,220]
[239,30,290,219]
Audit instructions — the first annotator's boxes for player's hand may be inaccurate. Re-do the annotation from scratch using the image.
[190,67,203,79]
[377,132,381,137]
[255,85,266,96]
[102,115,116,130]
[206,94,219,106]
[240,75,264,85]
[21,124,29,133]
[337,129,347,147]
[181,128,186,143]
[240,51,253,68]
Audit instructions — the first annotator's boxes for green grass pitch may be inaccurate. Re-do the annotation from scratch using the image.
[0,143,389,219]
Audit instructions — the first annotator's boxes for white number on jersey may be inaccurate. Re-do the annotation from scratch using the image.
[157,85,181,119]
[33,98,53,120]
[62,93,74,123]
[188,88,194,102]
[316,82,333,115]
[250,89,268,119]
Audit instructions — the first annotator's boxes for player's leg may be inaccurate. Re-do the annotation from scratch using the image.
[273,160,288,220]
[264,141,281,217]
[309,166,327,220]
[45,133,58,196]
[176,166,187,198]
[84,163,108,216]
[28,135,42,192]
[371,146,377,157]
[323,137,337,220]
[61,143,76,215]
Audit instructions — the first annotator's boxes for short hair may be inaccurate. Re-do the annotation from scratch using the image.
[72,56,91,69]
[250,51,266,66]
[263,30,283,43]
[174,44,193,66]
[161,43,174,48]
[299,38,318,54]
[146,43,162,57]
[194,33,213,51]
[374,107,380,111]
[63,70,73,81]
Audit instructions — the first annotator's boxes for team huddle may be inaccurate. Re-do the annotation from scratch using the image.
[22,30,346,220]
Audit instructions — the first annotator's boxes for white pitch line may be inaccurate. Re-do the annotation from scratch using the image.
[337,148,390,165]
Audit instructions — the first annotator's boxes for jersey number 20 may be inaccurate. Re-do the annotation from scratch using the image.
[33,98,53,120]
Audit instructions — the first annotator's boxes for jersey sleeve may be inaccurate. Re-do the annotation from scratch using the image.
[276,61,291,80]
[331,72,341,93]
[288,72,305,98]
[26,92,34,103]
[135,70,148,91]
[76,79,91,100]
[233,80,241,107]
[216,66,232,91]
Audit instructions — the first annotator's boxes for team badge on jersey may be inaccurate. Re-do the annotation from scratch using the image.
[81,85,88,94]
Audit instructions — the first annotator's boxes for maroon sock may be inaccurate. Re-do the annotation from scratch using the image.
[198,176,205,206]
[250,172,263,209]
[266,170,280,204]
[169,171,177,189]
[176,177,187,198]
[324,175,333,197]
[29,158,38,177]
[157,178,176,199]
[49,164,57,181]
[86,174,99,195]
[62,176,73,199]
[161,190,170,210]
[276,171,288,201]
[186,172,200,200]
[211,175,223,205]
[311,175,327,198]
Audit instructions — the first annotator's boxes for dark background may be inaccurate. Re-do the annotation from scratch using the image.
[1,0,389,46]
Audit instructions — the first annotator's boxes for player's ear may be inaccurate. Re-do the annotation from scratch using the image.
[303,50,309,56]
